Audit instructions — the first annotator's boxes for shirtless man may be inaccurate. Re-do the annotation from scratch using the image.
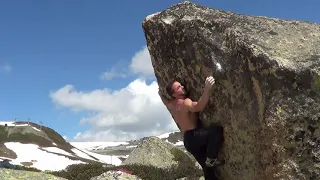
[158,76,224,180]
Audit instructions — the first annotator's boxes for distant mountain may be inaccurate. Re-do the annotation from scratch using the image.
[0,121,121,171]
[70,130,184,162]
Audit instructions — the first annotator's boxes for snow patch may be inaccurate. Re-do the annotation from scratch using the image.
[174,141,184,146]
[157,132,171,139]
[3,142,123,171]
[42,147,74,157]
[156,131,178,139]
[31,126,41,131]
[71,148,96,161]
[0,121,18,126]
[71,141,128,151]
[0,121,41,131]
[75,148,122,166]
[4,142,84,171]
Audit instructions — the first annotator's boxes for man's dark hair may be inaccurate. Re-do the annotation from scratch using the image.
[166,80,176,98]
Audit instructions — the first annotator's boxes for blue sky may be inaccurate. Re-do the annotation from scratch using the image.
[0,0,319,142]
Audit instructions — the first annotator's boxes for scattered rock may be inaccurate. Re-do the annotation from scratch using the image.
[21,162,33,167]
[0,159,14,169]
[90,170,141,180]
[0,168,66,180]
[142,1,320,180]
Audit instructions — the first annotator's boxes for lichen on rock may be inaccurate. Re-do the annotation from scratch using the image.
[142,1,320,180]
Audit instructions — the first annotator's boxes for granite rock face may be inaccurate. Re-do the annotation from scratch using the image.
[142,1,320,180]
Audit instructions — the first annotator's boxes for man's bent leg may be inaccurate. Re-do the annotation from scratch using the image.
[205,125,224,167]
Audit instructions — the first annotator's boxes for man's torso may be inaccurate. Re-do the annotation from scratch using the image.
[168,99,198,134]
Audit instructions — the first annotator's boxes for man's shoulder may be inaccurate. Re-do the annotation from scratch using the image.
[177,98,194,112]
[181,98,193,105]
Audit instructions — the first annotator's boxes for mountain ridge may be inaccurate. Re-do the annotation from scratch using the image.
[0,121,184,172]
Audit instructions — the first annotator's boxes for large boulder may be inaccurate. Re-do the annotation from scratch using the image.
[0,168,66,180]
[142,1,320,180]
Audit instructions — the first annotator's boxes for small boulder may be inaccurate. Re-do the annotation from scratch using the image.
[0,159,14,169]
[90,170,141,180]
[121,136,181,169]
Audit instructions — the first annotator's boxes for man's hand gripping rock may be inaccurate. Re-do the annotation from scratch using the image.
[204,76,215,92]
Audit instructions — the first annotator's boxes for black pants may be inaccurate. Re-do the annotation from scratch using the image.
[183,125,224,180]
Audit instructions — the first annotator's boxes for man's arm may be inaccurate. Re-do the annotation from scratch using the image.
[183,88,212,112]
[183,76,215,112]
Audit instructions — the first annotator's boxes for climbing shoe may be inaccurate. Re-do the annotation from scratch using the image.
[205,158,225,167]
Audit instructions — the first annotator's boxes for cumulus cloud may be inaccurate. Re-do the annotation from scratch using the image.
[100,46,154,80]
[129,46,154,78]
[100,68,127,80]
[100,61,129,80]
[0,64,12,73]
[50,78,178,142]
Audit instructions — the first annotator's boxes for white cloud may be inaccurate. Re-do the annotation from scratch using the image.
[100,46,154,80]
[100,70,127,80]
[50,78,178,142]
[100,62,129,80]
[129,46,154,78]
[0,64,12,73]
